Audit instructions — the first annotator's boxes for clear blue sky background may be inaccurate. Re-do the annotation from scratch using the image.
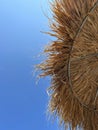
[0,0,61,130]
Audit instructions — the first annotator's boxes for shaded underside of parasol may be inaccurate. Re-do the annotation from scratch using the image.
[38,0,98,129]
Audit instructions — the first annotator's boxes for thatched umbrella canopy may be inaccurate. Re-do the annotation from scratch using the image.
[38,0,98,129]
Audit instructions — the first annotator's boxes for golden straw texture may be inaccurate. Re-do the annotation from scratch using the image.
[38,0,98,129]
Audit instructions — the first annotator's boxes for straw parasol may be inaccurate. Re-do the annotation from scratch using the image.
[38,0,98,129]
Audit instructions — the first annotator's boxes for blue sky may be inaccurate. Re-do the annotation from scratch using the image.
[0,0,61,130]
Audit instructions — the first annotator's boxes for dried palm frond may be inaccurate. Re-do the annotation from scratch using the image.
[37,0,98,130]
